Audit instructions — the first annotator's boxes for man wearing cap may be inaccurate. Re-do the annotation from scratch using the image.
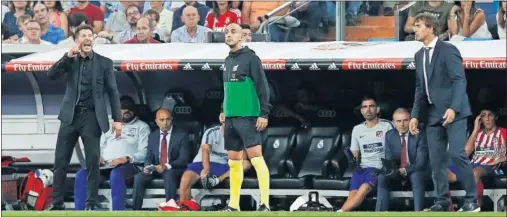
[73,97,150,210]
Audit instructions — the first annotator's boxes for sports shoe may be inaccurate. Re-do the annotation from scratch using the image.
[257,204,270,211]
[221,206,239,212]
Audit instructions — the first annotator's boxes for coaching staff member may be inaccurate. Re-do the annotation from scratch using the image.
[221,23,271,212]
[409,14,479,212]
[46,24,122,211]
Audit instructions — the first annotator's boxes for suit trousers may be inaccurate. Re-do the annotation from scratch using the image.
[426,105,477,204]
[52,108,102,207]
[132,169,183,210]
[376,171,426,211]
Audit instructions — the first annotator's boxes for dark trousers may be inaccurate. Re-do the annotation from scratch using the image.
[376,171,426,211]
[132,169,183,210]
[426,105,477,204]
[52,108,101,207]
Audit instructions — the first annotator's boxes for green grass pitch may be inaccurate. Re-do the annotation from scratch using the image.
[1,211,505,217]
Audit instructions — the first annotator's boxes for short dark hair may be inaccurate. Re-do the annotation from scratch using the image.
[74,24,93,38]
[240,23,251,30]
[125,4,141,16]
[413,13,440,36]
[68,13,88,28]
[144,9,160,22]
[361,96,377,105]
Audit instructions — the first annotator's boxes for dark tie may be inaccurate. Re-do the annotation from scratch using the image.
[160,132,168,165]
[400,133,408,168]
[424,47,432,75]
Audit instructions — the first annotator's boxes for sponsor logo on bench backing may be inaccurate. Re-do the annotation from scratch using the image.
[120,60,179,71]
[4,62,54,72]
[463,59,506,69]
[261,60,286,70]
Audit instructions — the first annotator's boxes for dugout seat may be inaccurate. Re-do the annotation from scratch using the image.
[239,126,298,189]
[136,104,156,130]
[171,104,204,160]
[280,127,342,189]
[197,89,223,126]
[313,129,351,190]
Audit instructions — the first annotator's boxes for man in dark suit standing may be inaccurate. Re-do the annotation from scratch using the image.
[376,108,428,211]
[409,14,479,212]
[132,108,190,210]
[46,25,122,210]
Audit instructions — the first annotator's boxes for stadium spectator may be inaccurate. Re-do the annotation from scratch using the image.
[376,108,428,211]
[337,97,393,212]
[132,109,190,210]
[448,109,506,208]
[1,14,32,44]
[276,84,320,127]
[1,4,9,23]
[172,1,209,32]
[241,1,289,42]
[205,1,241,31]
[448,1,492,40]
[1,23,9,41]
[74,98,150,210]
[497,1,506,39]
[240,23,252,42]
[179,112,251,202]
[15,20,52,45]
[144,9,164,42]
[2,1,32,40]
[109,4,141,43]
[149,0,173,42]
[171,6,210,43]
[231,0,242,17]
[69,0,104,33]
[33,2,65,44]
[43,1,68,37]
[58,13,111,47]
[290,1,327,42]
[404,1,453,41]
[104,1,132,35]
[125,17,160,44]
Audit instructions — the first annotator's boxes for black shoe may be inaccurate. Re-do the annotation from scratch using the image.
[257,204,270,211]
[221,206,239,212]
[45,204,65,211]
[424,203,450,212]
[84,205,95,211]
[458,202,481,212]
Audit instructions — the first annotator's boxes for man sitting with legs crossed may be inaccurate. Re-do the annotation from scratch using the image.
[179,112,251,202]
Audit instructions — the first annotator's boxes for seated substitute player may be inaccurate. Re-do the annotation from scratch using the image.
[448,109,506,208]
[179,111,251,202]
[337,97,394,212]
[222,23,271,212]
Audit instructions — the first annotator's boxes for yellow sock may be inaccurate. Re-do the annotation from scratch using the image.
[251,156,270,207]
[228,159,243,210]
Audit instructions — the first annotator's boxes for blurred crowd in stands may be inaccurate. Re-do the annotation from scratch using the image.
[0,0,506,45]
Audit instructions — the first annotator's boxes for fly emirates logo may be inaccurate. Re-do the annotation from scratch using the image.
[464,59,506,69]
[5,62,53,72]
[120,61,178,71]
[344,60,399,70]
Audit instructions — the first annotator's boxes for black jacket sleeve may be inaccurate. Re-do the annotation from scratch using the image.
[249,55,271,118]
[47,53,72,80]
[104,58,122,122]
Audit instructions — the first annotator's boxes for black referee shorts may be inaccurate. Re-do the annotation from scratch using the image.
[224,117,262,152]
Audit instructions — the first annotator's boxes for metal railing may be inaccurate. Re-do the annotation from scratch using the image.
[394,1,417,41]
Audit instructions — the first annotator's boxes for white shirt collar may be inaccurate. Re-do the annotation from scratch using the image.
[160,126,173,135]
[425,36,438,49]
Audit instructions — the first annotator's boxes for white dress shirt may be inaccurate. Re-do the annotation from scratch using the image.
[159,127,173,169]
[422,36,438,104]
[400,132,410,165]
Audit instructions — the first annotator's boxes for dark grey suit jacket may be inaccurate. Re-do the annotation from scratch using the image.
[47,52,121,133]
[385,129,428,175]
[144,128,190,169]
[411,40,472,124]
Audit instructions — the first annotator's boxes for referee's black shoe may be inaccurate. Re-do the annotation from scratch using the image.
[257,204,270,211]
[221,206,239,212]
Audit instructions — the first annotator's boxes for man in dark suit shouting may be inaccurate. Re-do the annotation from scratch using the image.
[46,25,122,211]
[376,108,428,211]
[132,108,190,210]
[409,14,479,212]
